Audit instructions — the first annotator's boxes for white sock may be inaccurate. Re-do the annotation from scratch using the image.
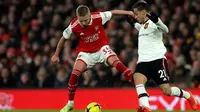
[171,87,190,99]
[136,84,150,108]
[67,100,74,107]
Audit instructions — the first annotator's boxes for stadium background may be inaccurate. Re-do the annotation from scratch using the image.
[0,0,200,111]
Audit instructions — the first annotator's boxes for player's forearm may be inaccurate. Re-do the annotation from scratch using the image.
[156,18,169,33]
[55,36,67,56]
[110,10,133,16]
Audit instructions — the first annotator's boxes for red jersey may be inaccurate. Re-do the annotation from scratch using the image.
[63,11,112,53]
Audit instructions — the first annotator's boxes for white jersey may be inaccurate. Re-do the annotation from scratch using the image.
[134,18,169,63]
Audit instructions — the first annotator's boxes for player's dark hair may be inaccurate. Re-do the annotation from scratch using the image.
[76,5,90,16]
[133,0,150,11]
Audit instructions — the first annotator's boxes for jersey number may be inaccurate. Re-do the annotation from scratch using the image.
[158,70,168,81]
[102,47,112,55]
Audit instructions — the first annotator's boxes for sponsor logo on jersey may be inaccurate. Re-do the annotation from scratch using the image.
[83,33,99,43]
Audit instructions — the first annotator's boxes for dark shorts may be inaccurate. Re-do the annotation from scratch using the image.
[135,58,170,85]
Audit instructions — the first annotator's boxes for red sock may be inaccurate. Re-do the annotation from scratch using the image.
[68,69,81,100]
[112,60,134,84]
[112,60,127,72]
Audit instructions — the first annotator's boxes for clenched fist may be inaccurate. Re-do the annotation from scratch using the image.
[51,54,60,64]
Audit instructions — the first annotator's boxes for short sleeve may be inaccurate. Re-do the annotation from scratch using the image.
[63,25,72,39]
[100,11,112,25]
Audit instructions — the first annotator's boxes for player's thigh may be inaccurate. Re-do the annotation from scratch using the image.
[134,62,150,85]
[99,45,116,66]
[76,52,95,70]
[159,83,171,95]
[151,58,170,85]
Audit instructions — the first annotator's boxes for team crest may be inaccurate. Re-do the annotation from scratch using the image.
[95,26,99,31]
[144,23,149,29]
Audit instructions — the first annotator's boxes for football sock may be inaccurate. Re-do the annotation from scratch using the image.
[112,60,134,82]
[68,69,81,101]
[171,87,190,99]
[136,84,150,108]
[67,100,74,107]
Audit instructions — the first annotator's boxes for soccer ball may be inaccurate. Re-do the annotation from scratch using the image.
[85,102,102,112]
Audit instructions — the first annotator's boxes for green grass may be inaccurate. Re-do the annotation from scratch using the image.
[1,110,195,112]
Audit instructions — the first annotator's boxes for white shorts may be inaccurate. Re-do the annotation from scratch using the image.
[76,45,116,69]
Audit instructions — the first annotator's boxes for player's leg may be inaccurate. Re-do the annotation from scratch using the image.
[67,60,87,103]
[133,62,152,112]
[134,72,151,112]
[61,53,88,112]
[159,83,198,110]
[100,45,134,84]
[153,58,198,110]
[158,59,198,110]
[107,55,134,83]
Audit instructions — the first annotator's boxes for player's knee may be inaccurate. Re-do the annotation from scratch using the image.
[161,87,171,96]
[138,93,149,98]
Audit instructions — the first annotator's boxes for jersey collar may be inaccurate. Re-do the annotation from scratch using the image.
[143,19,150,24]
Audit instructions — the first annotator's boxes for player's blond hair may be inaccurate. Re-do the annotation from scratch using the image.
[76,5,90,17]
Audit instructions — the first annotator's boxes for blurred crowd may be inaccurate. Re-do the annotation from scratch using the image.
[0,0,200,89]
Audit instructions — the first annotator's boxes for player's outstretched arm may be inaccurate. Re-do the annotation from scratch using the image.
[110,10,134,17]
[51,36,67,64]
[147,12,169,33]
[100,10,134,25]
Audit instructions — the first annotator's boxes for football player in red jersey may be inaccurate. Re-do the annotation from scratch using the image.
[51,5,135,112]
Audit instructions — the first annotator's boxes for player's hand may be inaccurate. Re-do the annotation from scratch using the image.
[51,54,60,64]
[126,16,137,27]
[146,12,158,23]
[128,11,134,18]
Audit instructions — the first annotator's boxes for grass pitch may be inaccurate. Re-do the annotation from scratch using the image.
[2,110,195,112]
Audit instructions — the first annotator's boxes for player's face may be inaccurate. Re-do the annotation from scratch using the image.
[78,13,91,27]
[133,9,146,23]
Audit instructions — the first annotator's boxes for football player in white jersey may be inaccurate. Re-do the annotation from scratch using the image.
[127,1,198,112]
